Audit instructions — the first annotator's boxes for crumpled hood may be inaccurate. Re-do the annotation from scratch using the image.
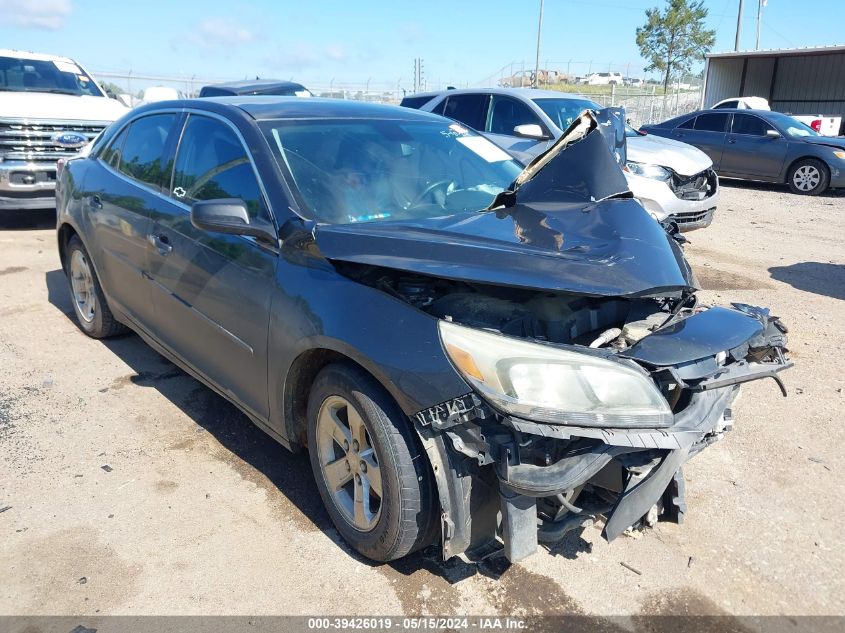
[627,134,713,176]
[799,135,845,150]
[315,107,697,299]
[0,92,128,121]
[315,197,697,298]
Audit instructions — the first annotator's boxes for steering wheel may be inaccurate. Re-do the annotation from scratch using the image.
[406,179,452,209]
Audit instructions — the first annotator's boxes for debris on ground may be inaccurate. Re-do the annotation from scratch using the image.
[620,562,642,576]
[101,465,113,472]
[0,506,11,513]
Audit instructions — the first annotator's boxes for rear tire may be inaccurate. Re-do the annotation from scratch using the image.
[306,363,437,562]
[788,158,829,195]
[64,236,127,338]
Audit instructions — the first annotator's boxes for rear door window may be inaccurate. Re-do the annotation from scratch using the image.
[693,113,729,132]
[440,94,490,130]
[101,126,128,169]
[488,96,543,135]
[677,117,696,130]
[117,114,179,189]
[171,115,269,221]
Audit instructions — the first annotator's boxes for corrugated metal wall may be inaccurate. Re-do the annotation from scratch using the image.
[772,52,845,117]
[704,51,845,119]
[704,58,743,105]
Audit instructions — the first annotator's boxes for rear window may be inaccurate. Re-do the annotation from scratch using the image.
[400,95,435,109]
[199,86,232,97]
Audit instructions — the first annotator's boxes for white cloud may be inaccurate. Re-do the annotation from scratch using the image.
[189,18,255,50]
[0,0,72,30]
[265,42,351,70]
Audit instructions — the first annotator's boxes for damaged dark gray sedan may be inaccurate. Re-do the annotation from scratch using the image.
[56,97,792,563]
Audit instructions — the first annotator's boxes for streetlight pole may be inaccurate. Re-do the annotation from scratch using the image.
[755,0,768,50]
[533,0,544,88]
[734,0,745,51]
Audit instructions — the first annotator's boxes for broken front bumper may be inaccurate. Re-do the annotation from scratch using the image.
[415,305,791,563]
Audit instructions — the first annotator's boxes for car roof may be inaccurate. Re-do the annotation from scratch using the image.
[0,48,76,63]
[202,79,307,93]
[155,96,448,122]
[404,87,599,101]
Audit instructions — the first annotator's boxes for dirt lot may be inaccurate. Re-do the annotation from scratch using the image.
[1,181,843,618]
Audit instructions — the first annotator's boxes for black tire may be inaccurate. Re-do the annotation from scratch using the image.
[64,235,127,338]
[787,158,830,195]
[306,362,437,562]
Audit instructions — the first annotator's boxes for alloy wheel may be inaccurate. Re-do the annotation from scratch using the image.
[315,395,382,531]
[793,165,821,192]
[69,249,96,323]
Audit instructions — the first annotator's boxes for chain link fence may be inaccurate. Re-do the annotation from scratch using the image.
[91,64,701,126]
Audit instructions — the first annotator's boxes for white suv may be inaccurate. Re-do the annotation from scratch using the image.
[0,49,128,210]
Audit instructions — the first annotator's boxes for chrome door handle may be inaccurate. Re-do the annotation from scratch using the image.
[148,233,172,256]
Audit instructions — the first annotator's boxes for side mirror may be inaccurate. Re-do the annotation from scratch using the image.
[513,123,548,140]
[766,129,781,139]
[190,199,277,242]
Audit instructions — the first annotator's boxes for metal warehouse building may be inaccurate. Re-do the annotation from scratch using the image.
[702,45,845,118]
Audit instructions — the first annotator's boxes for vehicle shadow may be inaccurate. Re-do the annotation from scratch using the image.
[719,178,845,198]
[46,267,571,584]
[0,208,57,230]
[768,261,845,301]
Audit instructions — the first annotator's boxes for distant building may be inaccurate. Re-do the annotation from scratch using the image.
[703,45,845,118]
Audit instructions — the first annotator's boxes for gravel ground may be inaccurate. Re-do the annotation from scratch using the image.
[0,180,843,619]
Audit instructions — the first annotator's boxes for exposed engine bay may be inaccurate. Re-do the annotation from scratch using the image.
[336,261,791,561]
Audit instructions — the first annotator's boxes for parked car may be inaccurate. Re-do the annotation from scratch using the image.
[580,72,623,86]
[0,48,128,210]
[401,88,719,230]
[56,97,791,564]
[499,69,564,88]
[642,108,845,195]
[712,97,842,137]
[198,79,312,98]
[141,86,183,103]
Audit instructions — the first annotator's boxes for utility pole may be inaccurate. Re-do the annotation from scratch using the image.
[533,0,544,88]
[734,0,745,51]
[755,0,768,50]
[413,58,424,93]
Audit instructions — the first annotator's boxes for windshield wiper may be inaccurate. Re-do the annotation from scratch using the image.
[37,89,82,96]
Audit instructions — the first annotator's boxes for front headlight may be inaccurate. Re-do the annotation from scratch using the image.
[439,320,672,428]
[626,161,672,181]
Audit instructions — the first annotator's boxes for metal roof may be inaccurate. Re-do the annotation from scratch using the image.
[707,44,845,59]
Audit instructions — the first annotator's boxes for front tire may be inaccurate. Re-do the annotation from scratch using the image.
[64,236,127,338]
[306,363,437,562]
[788,158,829,195]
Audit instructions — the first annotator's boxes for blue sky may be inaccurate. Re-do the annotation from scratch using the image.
[0,0,842,89]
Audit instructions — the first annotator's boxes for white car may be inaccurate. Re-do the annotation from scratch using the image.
[0,49,128,210]
[403,88,719,231]
[581,72,623,86]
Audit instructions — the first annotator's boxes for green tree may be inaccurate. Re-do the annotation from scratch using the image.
[636,0,716,93]
[98,80,125,98]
